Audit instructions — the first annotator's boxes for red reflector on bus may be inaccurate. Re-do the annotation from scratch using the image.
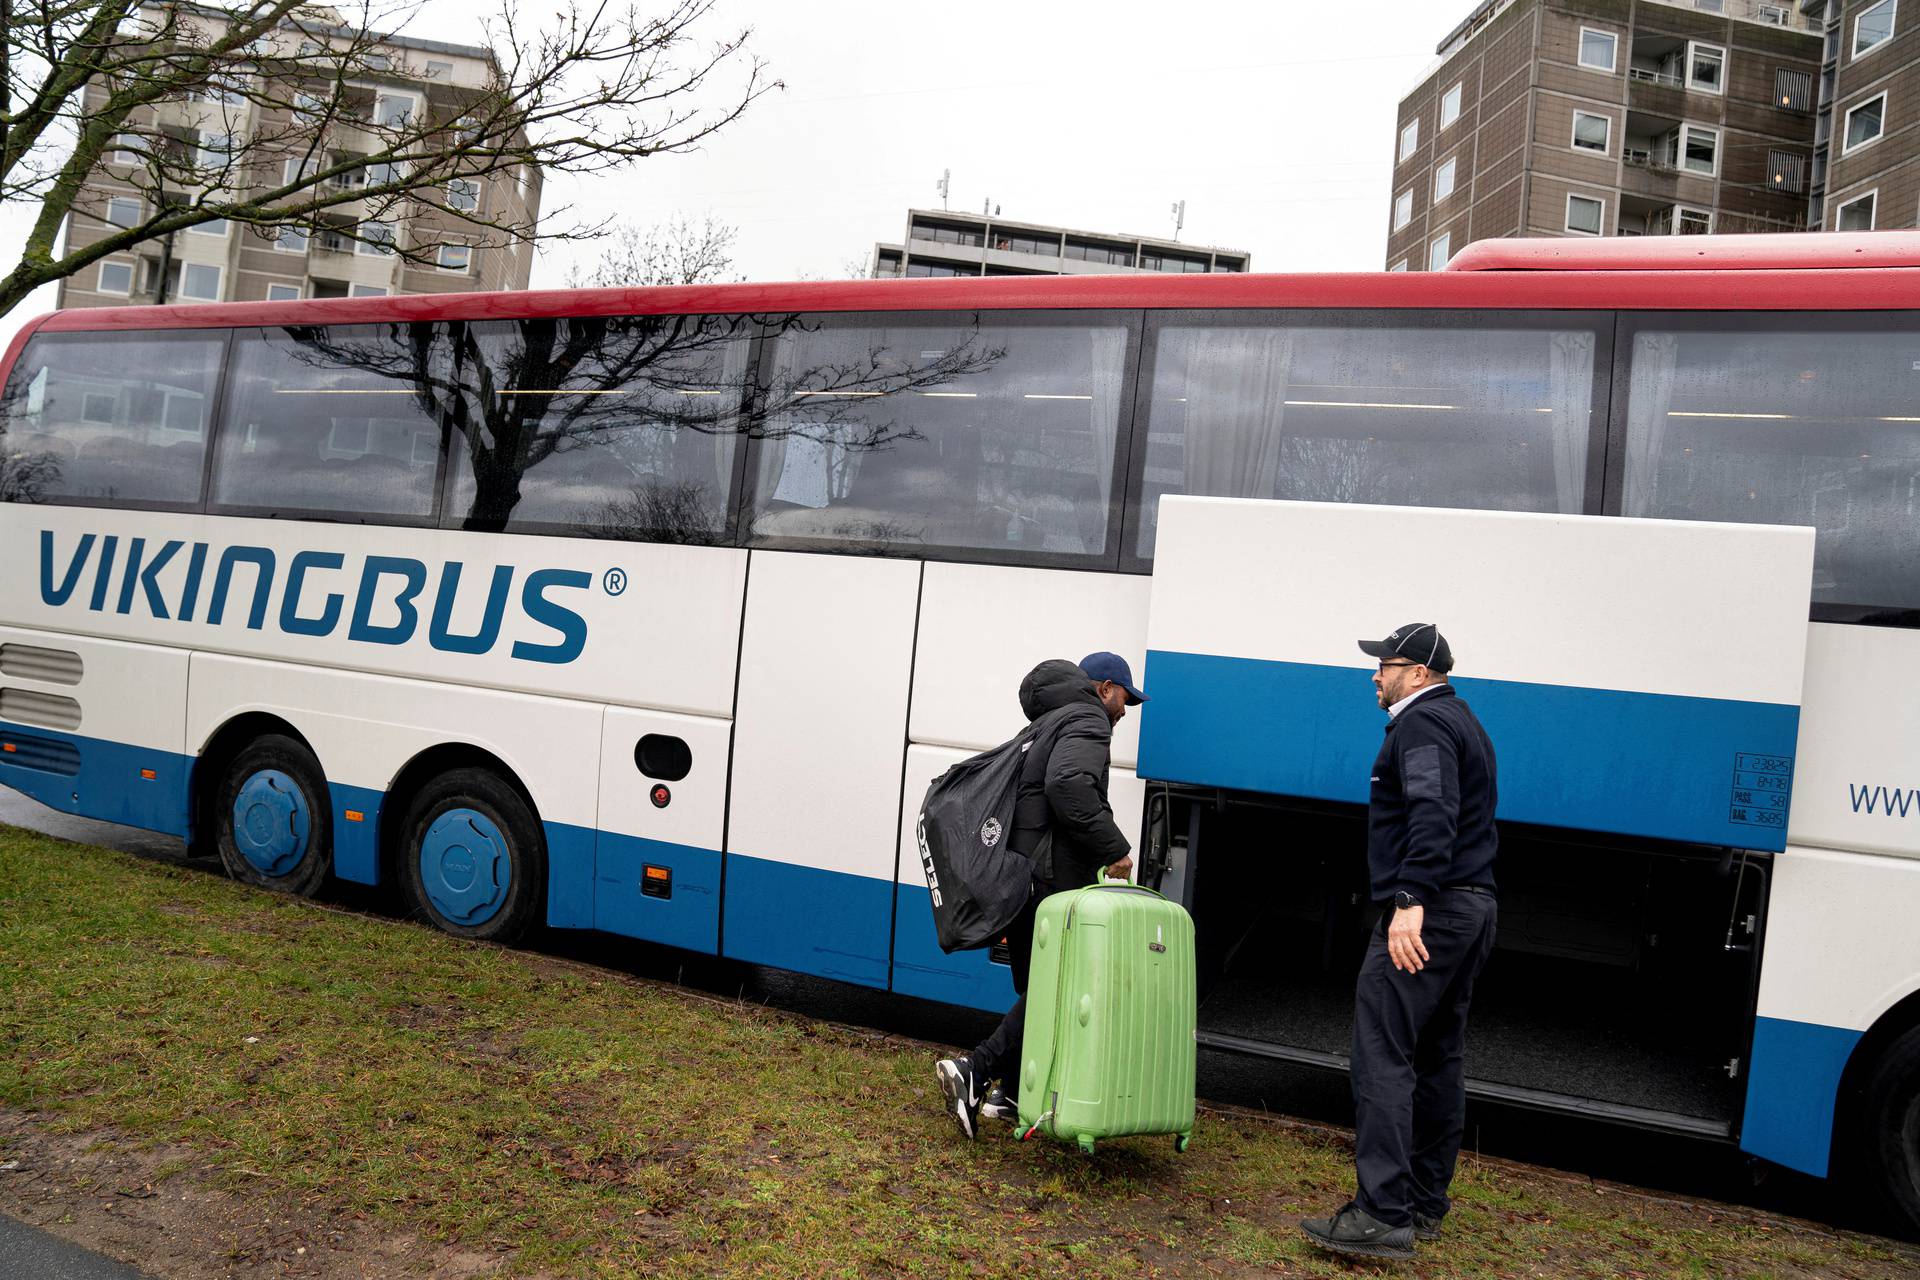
[139,768,157,780]
[345,810,365,823]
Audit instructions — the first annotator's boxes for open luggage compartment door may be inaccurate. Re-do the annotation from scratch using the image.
[1137,498,1815,851]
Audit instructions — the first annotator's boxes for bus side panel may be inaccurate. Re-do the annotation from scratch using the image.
[892,563,1153,1008]
[0,624,190,836]
[1741,844,1920,1177]
[722,551,921,988]
[1785,623,1920,861]
[594,706,730,953]
[185,654,603,920]
[890,743,1147,1011]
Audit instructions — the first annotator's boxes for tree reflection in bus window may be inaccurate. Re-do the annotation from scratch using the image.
[0,333,223,506]
[1135,322,1598,558]
[215,325,449,518]
[748,315,1127,559]
[1623,325,1920,617]
[445,315,753,541]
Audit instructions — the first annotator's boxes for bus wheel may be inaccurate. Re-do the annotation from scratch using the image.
[1863,1025,1920,1237]
[215,735,333,897]
[397,768,544,944]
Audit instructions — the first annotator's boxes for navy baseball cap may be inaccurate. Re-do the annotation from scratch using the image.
[1080,652,1148,704]
[1358,622,1454,673]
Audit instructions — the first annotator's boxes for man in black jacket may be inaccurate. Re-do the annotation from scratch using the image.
[935,652,1143,1140]
[1303,622,1499,1261]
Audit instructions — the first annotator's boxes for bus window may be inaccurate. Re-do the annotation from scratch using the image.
[1131,316,1603,560]
[746,313,1129,563]
[444,314,751,541]
[1621,316,1920,621]
[0,332,223,507]
[212,325,450,520]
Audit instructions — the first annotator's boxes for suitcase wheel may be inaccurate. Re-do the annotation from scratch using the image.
[1077,1136,1096,1154]
[1175,1134,1192,1154]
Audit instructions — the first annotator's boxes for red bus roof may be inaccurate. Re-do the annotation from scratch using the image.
[1447,231,1920,272]
[14,235,1920,347]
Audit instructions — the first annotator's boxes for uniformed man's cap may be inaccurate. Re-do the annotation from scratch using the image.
[1357,622,1453,673]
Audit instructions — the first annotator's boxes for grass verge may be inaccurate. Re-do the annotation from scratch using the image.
[0,822,1913,1278]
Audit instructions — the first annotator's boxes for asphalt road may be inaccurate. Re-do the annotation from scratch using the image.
[0,1213,153,1279]
[0,788,1892,1246]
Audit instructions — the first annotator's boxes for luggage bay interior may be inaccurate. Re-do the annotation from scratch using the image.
[1167,795,1769,1137]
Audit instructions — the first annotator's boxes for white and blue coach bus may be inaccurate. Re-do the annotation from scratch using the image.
[1,232,1917,1227]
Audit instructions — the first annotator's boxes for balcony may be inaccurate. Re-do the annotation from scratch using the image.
[1639,0,1817,31]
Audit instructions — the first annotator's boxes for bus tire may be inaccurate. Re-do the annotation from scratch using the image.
[1862,1025,1920,1237]
[214,734,333,897]
[397,768,544,944]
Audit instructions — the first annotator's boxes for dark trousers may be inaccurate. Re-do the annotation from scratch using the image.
[969,892,1041,1099]
[1350,890,1497,1228]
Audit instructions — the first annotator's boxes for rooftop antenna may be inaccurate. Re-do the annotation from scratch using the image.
[983,196,990,215]
[1171,199,1186,241]
[937,168,950,210]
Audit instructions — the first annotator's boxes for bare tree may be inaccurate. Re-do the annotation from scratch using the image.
[563,212,740,288]
[0,0,777,318]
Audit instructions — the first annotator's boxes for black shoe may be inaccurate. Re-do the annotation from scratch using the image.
[1414,1212,1443,1241]
[935,1056,981,1140]
[1300,1201,1416,1261]
[979,1084,1019,1124]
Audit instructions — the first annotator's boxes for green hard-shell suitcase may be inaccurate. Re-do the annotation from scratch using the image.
[1017,882,1197,1153]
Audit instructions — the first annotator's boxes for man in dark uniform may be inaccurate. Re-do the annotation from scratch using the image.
[1303,622,1499,1261]
[934,652,1144,1139]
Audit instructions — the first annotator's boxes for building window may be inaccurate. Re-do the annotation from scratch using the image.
[1767,150,1808,193]
[265,283,302,301]
[1566,193,1606,235]
[371,91,418,128]
[180,263,221,302]
[1428,232,1452,271]
[1835,190,1878,230]
[1854,0,1897,59]
[1688,43,1725,94]
[425,59,454,78]
[358,221,396,255]
[1393,189,1413,230]
[197,133,236,172]
[1843,93,1887,153]
[910,218,984,247]
[1677,208,1712,234]
[1579,28,1618,73]
[275,225,309,253]
[188,218,228,237]
[1572,111,1611,154]
[1681,123,1719,175]
[1389,259,1409,272]
[1062,239,1134,265]
[1694,0,1725,12]
[1434,157,1457,202]
[111,133,141,166]
[349,284,390,297]
[96,261,133,294]
[1441,83,1462,128]
[105,196,141,228]
[446,179,480,212]
[1212,256,1246,272]
[438,244,472,272]
[1142,250,1208,273]
[1776,68,1813,112]
[1399,119,1419,161]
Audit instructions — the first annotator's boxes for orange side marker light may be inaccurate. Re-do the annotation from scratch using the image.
[139,768,157,780]
[1,743,14,753]
[345,810,365,823]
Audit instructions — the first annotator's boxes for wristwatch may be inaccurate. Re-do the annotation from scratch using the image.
[1393,890,1422,912]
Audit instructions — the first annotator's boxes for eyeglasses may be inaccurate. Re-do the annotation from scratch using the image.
[1377,660,1418,671]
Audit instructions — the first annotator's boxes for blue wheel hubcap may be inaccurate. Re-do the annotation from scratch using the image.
[419,808,510,926]
[231,769,310,877]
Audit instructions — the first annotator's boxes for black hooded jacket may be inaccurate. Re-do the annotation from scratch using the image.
[1009,659,1132,893]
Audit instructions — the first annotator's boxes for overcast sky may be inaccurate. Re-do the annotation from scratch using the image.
[0,0,1467,342]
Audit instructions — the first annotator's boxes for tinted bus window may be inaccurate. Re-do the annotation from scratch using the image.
[0,332,223,506]
[748,313,1129,562]
[444,315,751,541]
[1621,316,1920,621]
[1132,316,1603,559]
[214,325,449,519]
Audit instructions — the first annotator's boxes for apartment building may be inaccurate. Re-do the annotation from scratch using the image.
[58,8,540,311]
[870,210,1251,278]
[1388,0,1827,269]
[1818,0,1920,230]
